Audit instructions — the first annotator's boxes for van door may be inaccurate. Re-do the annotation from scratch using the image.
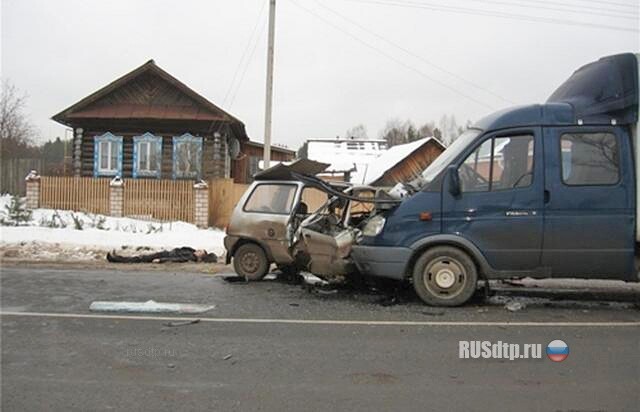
[442,128,544,272]
[542,126,635,278]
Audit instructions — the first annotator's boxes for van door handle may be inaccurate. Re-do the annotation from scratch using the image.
[544,190,550,204]
[464,209,475,221]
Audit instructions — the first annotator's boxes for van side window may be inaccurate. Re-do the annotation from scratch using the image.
[561,133,619,186]
[244,184,297,214]
[460,135,534,193]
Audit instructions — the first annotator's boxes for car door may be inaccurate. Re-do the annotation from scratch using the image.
[242,182,299,263]
[442,128,544,272]
[541,126,635,278]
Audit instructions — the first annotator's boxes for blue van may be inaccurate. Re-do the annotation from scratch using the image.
[226,53,639,306]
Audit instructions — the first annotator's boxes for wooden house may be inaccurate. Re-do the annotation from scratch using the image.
[52,60,294,184]
[351,137,446,186]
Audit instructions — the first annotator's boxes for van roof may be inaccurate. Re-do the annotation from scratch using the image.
[473,103,575,131]
[475,53,638,132]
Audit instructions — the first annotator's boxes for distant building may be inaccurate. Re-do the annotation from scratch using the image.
[298,136,388,181]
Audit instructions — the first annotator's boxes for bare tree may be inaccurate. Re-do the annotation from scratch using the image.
[345,124,368,140]
[380,119,405,147]
[1,80,38,158]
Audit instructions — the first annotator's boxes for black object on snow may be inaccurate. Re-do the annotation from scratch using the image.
[106,247,217,263]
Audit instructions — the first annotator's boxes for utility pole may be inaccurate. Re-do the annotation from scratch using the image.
[263,0,276,169]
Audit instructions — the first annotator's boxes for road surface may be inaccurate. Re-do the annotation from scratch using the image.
[1,265,639,411]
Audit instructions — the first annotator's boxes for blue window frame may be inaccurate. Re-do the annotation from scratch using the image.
[93,132,123,177]
[133,132,162,178]
[172,133,203,179]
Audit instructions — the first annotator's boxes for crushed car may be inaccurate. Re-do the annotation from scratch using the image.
[224,159,399,282]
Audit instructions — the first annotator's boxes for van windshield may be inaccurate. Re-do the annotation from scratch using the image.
[420,129,482,184]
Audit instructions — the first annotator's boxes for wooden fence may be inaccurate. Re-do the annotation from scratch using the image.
[40,176,111,215]
[208,179,250,228]
[37,176,331,228]
[124,179,194,223]
[1,158,43,195]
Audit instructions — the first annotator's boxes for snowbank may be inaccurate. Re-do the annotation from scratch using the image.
[0,194,226,258]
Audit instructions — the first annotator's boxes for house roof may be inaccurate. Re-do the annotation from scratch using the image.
[245,141,296,155]
[352,137,446,185]
[52,59,248,139]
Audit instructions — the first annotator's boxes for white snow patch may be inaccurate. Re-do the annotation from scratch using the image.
[0,194,225,257]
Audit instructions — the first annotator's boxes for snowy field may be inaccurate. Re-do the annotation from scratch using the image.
[0,194,226,261]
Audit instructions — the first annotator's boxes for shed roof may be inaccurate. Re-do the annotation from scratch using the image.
[352,137,445,185]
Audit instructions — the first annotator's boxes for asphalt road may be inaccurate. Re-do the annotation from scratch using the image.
[1,264,639,411]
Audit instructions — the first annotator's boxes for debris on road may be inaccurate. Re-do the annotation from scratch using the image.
[223,354,233,360]
[163,319,201,327]
[505,301,526,312]
[89,300,215,314]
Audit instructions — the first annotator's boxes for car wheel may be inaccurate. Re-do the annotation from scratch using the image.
[412,246,478,306]
[233,243,269,281]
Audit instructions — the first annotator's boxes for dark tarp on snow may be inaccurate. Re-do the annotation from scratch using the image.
[547,53,638,125]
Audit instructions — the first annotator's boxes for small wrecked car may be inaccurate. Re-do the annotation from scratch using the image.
[224,159,399,282]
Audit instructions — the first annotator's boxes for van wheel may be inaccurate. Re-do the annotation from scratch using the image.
[233,243,269,281]
[412,246,478,306]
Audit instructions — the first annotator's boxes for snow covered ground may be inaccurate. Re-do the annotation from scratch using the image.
[0,194,226,261]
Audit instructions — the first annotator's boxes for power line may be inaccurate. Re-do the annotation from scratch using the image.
[471,0,639,14]
[313,0,514,104]
[288,0,498,110]
[228,16,269,109]
[564,0,640,10]
[223,0,268,107]
[345,0,640,32]
[456,0,637,20]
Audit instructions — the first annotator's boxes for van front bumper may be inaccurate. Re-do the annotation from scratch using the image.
[351,245,412,280]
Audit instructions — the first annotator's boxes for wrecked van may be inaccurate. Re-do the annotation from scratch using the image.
[226,53,640,307]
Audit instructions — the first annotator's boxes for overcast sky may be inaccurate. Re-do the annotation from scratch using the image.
[2,0,638,149]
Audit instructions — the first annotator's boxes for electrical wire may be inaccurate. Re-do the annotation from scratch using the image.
[465,0,638,15]
[228,16,269,109]
[345,0,640,32]
[223,0,269,107]
[313,0,514,104]
[289,0,498,110]
[455,0,637,20]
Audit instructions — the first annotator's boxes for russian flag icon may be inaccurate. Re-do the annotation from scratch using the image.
[546,340,569,362]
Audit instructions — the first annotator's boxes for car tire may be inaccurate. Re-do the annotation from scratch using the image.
[412,246,478,306]
[233,243,269,281]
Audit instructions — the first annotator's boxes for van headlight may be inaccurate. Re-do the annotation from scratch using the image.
[362,215,386,237]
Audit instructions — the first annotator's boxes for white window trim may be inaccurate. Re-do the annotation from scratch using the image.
[133,132,162,178]
[94,132,122,177]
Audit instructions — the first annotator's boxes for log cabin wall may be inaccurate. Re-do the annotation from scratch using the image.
[78,129,227,180]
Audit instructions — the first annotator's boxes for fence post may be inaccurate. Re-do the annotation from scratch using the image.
[109,176,124,217]
[193,180,209,228]
[24,170,40,209]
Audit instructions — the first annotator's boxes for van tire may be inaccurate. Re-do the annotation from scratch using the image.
[412,246,478,306]
[233,243,269,281]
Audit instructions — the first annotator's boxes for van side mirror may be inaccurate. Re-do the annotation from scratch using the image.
[446,166,461,197]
